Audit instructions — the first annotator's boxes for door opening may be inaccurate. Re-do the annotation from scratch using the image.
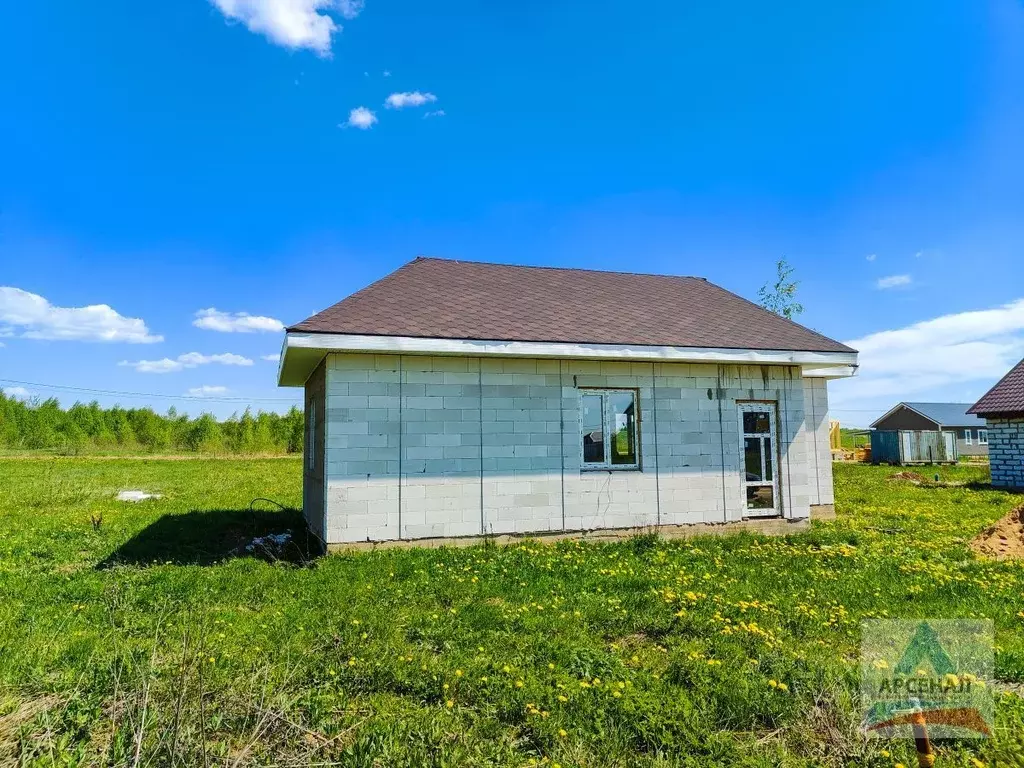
[739,403,781,518]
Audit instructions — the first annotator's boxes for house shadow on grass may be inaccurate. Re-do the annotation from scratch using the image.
[99,506,322,568]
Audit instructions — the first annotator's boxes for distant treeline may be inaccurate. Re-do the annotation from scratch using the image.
[0,392,304,454]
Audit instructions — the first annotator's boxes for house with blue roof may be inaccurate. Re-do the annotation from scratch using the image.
[870,402,989,457]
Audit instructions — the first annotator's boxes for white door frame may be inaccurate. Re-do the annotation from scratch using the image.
[738,403,781,519]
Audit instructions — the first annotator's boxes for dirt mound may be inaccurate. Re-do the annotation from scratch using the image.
[890,471,926,482]
[971,506,1024,561]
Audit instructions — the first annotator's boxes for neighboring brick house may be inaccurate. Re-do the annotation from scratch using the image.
[969,359,1024,491]
[869,402,989,457]
[277,257,859,546]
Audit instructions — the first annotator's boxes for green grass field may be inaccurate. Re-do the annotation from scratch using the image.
[2,458,1024,767]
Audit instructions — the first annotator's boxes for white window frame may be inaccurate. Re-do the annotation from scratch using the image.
[579,388,641,471]
[963,428,973,445]
[978,429,988,445]
[307,400,317,471]
[738,403,781,519]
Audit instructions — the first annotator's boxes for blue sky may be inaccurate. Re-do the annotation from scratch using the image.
[1,0,1023,424]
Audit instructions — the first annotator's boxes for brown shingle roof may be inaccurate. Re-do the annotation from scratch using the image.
[289,257,855,354]
[969,358,1024,416]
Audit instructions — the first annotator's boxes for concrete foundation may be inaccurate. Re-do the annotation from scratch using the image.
[327,516,811,552]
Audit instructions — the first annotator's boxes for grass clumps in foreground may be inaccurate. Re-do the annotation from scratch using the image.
[2,459,1024,766]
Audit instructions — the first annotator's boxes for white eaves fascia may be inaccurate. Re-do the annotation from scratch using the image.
[278,332,859,386]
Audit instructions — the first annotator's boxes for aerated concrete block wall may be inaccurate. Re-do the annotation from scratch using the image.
[302,359,327,541]
[803,377,835,507]
[311,353,831,544]
[986,418,1024,490]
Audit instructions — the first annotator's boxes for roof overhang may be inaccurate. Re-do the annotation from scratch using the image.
[967,410,1023,420]
[278,332,859,387]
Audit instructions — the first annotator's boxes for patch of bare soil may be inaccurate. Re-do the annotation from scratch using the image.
[971,505,1024,560]
[890,471,926,482]
[0,694,63,762]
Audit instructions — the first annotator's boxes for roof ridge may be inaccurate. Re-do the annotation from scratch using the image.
[903,401,976,406]
[412,255,707,282]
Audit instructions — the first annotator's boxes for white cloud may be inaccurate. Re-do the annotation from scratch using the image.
[187,385,230,397]
[2,386,32,401]
[119,352,254,374]
[865,254,877,262]
[343,106,377,129]
[385,91,437,109]
[335,0,362,17]
[831,298,1024,414]
[383,69,391,77]
[876,274,912,290]
[0,287,162,343]
[193,308,284,333]
[209,0,363,56]
[261,353,281,362]
[423,109,446,119]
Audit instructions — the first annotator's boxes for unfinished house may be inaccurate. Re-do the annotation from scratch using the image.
[277,257,858,546]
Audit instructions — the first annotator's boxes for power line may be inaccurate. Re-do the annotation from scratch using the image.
[0,378,299,404]
[829,408,893,412]
[0,378,925,414]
